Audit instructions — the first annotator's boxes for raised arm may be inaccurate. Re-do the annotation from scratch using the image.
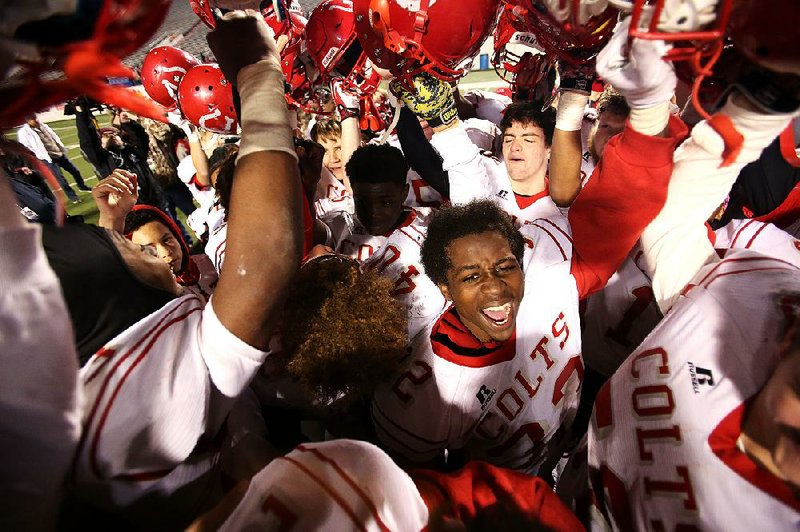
[207,10,304,350]
[568,18,688,298]
[640,95,798,313]
[548,61,595,207]
[330,80,361,195]
[0,169,79,530]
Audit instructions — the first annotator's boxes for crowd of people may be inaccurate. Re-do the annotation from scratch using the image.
[2,0,800,530]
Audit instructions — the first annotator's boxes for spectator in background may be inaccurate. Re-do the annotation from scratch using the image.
[75,100,169,214]
[111,109,150,162]
[0,143,57,223]
[17,114,87,202]
[137,116,198,245]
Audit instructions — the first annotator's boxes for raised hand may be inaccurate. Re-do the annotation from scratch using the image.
[390,72,458,130]
[207,9,281,86]
[92,169,138,232]
[595,17,676,109]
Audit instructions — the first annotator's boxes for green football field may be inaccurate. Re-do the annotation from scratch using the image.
[7,113,195,236]
[8,114,112,226]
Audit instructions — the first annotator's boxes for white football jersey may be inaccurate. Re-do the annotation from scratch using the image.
[329,208,446,337]
[177,156,217,237]
[0,225,80,530]
[315,167,354,222]
[372,216,584,473]
[72,298,269,527]
[588,250,800,531]
[219,440,429,531]
[714,218,800,267]
[581,246,661,377]
[361,208,446,338]
[430,123,561,227]
[205,220,228,274]
[404,169,445,209]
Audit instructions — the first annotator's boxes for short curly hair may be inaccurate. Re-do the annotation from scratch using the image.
[421,200,525,286]
[499,101,556,146]
[281,258,408,407]
[346,144,409,185]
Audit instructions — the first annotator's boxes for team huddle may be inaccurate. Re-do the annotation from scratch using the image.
[2,0,800,530]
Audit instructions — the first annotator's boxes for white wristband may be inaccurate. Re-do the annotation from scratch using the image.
[555,90,589,132]
[236,60,297,162]
[629,101,671,136]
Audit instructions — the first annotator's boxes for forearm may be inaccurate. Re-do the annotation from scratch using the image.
[97,213,124,233]
[550,91,588,207]
[641,95,798,313]
[429,120,490,204]
[190,138,211,186]
[396,106,449,197]
[340,115,360,194]
[212,59,303,350]
[570,115,689,298]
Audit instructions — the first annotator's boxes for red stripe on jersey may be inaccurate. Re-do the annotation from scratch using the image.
[695,256,793,287]
[215,240,226,271]
[85,351,115,385]
[296,445,391,532]
[384,209,417,237]
[702,267,792,290]
[430,307,517,368]
[745,222,769,249]
[280,456,369,531]
[73,298,202,479]
[83,301,203,480]
[398,228,422,247]
[709,401,800,513]
[729,220,758,249]
[371,402,448,448]
[537,218,574,245]
[530,223,567,261]
[115,467,175,482]
[407,223,425,239]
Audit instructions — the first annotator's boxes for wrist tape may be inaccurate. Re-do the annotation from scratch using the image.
[236,60,297,162]
[629,101,671,136]
[556,90,589,132]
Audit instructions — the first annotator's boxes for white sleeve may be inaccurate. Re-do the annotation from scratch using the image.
[0,224,80,531]
[74,297,268,506]
[429,121,494,204]
[640,99,798,313]
[177,156,196,185]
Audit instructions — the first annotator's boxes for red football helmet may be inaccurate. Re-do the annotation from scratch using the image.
[502,0,617,66]
[306,0,381,96]
[353,0,502,85]
[141,47,200,110]
[260,5,323,111]
[492,5,556,100]
[177,64,239,134]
